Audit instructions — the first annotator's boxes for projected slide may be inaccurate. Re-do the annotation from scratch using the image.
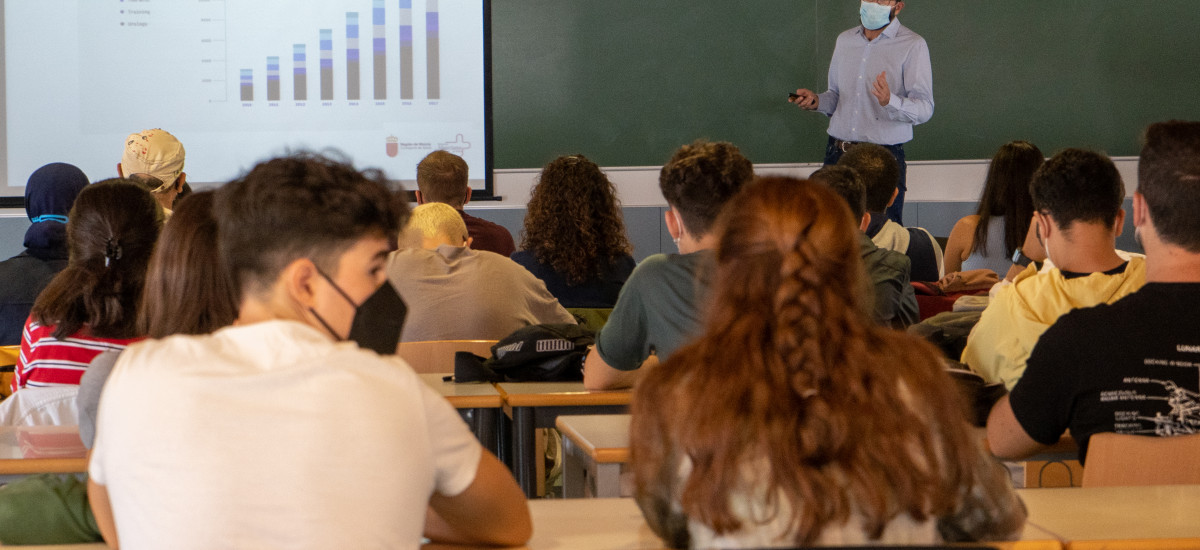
[1,0,489,195]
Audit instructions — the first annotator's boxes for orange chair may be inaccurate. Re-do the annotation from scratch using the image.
[395,340,497,374]
[0,345,19,400]
[1082,432,1200,487]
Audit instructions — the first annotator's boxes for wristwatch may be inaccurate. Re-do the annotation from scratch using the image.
[1012,248,1034,268]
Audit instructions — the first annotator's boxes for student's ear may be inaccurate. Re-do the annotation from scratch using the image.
[116,163,124,178]
[176,173,187,192]
[860,212,871,232]
[281,258,321,308]
[664,210,682,240]
[465,236,474,249]
[1132,192,1150,229]
[463,187,473,206]
[1035,211,1054,242]
[1113,208,1126,238]
[414,190,426,205]
[887,187,899,208]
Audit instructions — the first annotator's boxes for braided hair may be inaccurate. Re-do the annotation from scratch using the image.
[631,177,982,545]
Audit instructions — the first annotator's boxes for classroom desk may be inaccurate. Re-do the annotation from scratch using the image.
[0,425,87,482]
[494,382,631,497]
[419,373,504,455]
[420,497,1063,550]
[556,414,631,498]
[1019,485,1200,547]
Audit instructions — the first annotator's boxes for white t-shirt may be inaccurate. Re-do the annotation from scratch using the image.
[89,320,482,550]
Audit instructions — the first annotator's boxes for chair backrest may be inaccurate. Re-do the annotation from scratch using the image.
[0,386,80,427]
[395,340,498,374]
[566,308,613,333]
[1082,432,1200,487]
[1,345,20,399]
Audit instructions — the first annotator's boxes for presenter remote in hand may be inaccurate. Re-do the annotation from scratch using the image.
[790,0,933,224]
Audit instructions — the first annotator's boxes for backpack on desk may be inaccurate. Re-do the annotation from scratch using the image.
[453,323,593,383]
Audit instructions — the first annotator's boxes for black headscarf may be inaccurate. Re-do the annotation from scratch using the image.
[23,163,90,256]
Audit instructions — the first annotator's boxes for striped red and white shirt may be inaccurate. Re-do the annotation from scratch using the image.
[11,317,142,393]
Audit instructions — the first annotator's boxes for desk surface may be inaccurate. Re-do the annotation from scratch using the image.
[556,414,631,464]
[418,373,503,409]
[0,425,87,475]
[495,382,631,408]
[1019,484,1200,541]
[421,498,1060,550]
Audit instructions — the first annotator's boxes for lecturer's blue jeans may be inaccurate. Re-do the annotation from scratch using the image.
[823,136,907,225]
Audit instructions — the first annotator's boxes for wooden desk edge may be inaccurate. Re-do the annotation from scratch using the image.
[555,417,631,464]
[0,457,88,475]
[445,396,504,409]
[505,393,631,408]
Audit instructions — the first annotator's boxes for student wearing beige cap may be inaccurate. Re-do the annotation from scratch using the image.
[117,128,188,215]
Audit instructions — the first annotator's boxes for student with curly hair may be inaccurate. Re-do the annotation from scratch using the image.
[631,177,1025,548]
[512,155,635,308]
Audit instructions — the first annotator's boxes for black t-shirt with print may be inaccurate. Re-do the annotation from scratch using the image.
[1009,283,1200,464]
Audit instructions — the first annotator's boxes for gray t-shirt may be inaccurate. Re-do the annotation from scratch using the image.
[77,350,121,449]
[596,251,714,371]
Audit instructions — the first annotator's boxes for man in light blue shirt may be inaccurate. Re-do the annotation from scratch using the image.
[792,0,933,224]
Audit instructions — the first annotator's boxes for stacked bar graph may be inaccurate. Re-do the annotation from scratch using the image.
[426,0,439,99]
[346,13,360,100]
[293,44,307,101]
[242,1,447,103]
[240,69,254,101]
[320,29,334,100]
[399,0,414,100]
[373,0,386,100]
[267,57,281,101]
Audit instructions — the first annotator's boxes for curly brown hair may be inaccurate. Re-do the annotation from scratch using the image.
[521,155,632,286]
[632,177,1015,546]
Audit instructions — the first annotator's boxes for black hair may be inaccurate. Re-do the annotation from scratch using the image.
[973,141,1044,256]
[1029,149,1124,230]
[215,152,410,296]
[1138,120,1200,251]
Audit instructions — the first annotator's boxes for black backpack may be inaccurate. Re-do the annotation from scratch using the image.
[453,323,594,383]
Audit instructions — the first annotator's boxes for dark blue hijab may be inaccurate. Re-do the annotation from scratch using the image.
[23,163,90,254]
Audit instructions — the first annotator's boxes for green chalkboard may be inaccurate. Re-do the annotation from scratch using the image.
[491,1,1200,169]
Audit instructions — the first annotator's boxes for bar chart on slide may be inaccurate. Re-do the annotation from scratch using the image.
[51,0,486,187]
[236,0,442,104]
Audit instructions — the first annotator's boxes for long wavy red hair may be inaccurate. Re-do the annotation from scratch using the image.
[631,177,982,545]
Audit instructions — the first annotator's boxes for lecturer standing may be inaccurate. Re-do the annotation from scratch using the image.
[792,0,933,224]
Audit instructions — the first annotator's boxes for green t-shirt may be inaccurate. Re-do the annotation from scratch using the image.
[595,251,714,371]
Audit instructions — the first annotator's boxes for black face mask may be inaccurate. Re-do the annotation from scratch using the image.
[309,270,408,355]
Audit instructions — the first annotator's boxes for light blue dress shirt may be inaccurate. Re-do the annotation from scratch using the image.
[816,18,934,146]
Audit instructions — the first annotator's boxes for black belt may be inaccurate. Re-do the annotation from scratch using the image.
[834,138,904,153]
[834,139,860,153]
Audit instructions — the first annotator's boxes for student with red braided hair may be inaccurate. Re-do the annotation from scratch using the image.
[630,177,1025,548]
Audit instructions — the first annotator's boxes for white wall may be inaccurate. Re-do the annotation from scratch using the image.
[479,157,1141,210]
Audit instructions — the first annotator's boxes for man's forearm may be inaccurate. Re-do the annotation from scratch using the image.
[582,347,640,391]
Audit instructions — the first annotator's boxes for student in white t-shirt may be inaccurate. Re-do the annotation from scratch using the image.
[86,153,531,550]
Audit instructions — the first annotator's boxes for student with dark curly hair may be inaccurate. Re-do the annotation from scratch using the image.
[512,155,635,308]
[10,180,162,393]
[632,177,1025,548]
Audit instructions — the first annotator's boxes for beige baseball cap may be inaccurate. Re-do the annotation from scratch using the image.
[120,129,185,193]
